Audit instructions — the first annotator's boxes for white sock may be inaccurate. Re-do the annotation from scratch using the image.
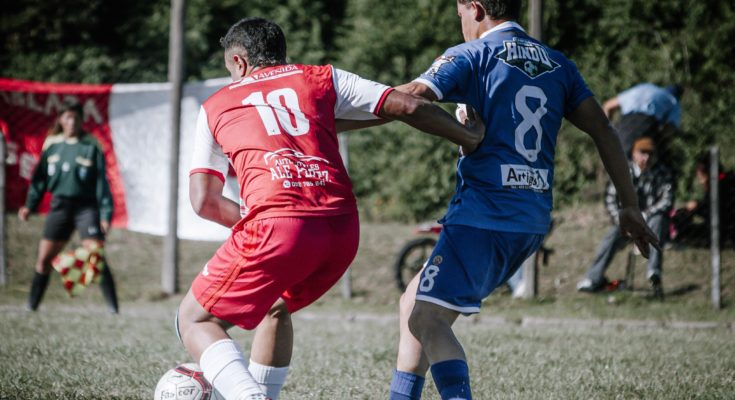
[199,339,267,400]
[248,359,289,400]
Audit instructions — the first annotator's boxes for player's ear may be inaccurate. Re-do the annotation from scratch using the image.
[472,1,486,21]
[232,54,248,78]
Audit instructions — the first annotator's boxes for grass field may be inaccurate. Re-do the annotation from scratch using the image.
[1,206,733,399]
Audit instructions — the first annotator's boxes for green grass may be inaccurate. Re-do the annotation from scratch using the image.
[1,207,733,399]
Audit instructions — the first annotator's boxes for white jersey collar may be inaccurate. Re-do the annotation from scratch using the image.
[479,21,526,39]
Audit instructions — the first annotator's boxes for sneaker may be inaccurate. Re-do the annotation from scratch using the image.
[649,274,664,300]
[576,278,606,293]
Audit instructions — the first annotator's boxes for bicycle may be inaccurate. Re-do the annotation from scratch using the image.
[393,222,442,291]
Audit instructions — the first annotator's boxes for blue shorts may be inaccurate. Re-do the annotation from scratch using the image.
[415,224,544,314]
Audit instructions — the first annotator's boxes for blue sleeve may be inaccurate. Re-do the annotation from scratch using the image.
[564,59,594,116]
[415,47,472,102]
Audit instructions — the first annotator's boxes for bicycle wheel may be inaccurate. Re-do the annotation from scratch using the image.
[393,237,437,291]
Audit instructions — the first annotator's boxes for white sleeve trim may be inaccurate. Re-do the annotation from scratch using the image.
[332,67,390,120]
[190,106,229,178]
[413,78,444,101]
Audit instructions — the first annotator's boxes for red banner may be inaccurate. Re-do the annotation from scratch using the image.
[0,79,128,227]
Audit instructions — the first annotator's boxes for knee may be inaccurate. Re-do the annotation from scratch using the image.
[407,304,435,341]
[176,294,215,341]
[176,304,195,341]
[35,262,52,274]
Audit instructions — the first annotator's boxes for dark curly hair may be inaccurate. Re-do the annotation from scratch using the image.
[457,0,521,21]
[220,17,287,67]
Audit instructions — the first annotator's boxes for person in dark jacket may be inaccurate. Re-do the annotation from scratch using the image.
[577,136,675,298]
[18,100,119,313]
[670,153,735,247]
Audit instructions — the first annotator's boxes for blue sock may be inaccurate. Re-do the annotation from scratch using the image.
[390,369,425,400]
[430,359,472,400]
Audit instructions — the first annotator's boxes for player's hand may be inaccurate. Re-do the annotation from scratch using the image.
[18,207,30,221]
[100,220,110,234]
[618,206,661,258]
[456,104,484,155]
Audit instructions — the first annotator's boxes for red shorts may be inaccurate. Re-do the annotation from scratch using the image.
[191,213,359,330]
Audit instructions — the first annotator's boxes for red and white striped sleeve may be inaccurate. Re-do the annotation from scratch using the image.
[332,67,394,120]
[190,106,229,183]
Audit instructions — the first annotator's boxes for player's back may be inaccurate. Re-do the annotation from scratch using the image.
[199,64,356,225]
[417,22,593,235]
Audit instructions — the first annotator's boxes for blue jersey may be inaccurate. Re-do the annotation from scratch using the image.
[416,22,593,234]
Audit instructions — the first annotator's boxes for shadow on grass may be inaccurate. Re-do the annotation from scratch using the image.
[667,284,700,297]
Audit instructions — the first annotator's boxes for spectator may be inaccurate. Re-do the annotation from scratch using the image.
[670,153,735,247]
[17,99,119,313]
[603,83,683,159]
[577,136,675,298]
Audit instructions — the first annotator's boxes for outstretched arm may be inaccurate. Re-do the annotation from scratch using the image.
[377,89,483,153]
[567,97,660,257]
[334,82,439,133]
[189,173,241,228]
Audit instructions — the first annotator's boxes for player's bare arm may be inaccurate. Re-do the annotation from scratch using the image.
[394,81,439,101]
[378,90,484,153]
[334,81,439,133]
[335,118,388,132]
[189,173,241,228]
[567,97,660,257]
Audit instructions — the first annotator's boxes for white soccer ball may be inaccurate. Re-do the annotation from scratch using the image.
[154,363,224,400]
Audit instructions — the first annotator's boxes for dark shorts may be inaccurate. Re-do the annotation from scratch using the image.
[43,197,104,242]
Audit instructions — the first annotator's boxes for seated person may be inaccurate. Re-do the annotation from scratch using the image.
[577,136,675,297]
[670,153,735,247]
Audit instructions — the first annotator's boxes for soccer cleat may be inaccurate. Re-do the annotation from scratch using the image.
[576,277,607,293]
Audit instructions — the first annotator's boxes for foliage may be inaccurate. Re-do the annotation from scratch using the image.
[1,0,733,220]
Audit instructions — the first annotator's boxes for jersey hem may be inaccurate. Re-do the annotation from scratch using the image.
[234,207,358,230]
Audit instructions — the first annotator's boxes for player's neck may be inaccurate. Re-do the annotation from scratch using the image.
[244,63,287,78]
[471,18,513,41]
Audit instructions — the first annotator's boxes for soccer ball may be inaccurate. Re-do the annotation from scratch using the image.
[154,363,223,400]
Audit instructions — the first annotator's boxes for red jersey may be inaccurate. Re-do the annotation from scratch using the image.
[190,64,392,227]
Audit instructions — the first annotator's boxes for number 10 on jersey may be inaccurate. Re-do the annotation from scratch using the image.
[242,88,310,136]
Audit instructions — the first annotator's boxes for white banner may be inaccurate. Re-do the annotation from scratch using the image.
[110,78,239,241]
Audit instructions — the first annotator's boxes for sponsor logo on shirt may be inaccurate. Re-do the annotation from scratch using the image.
[426,56,456,77]
[495,38,560,78]
[264,148,330,188]
[501,164,550,191]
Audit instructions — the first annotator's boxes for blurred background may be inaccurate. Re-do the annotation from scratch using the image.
[1,1,734,399]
